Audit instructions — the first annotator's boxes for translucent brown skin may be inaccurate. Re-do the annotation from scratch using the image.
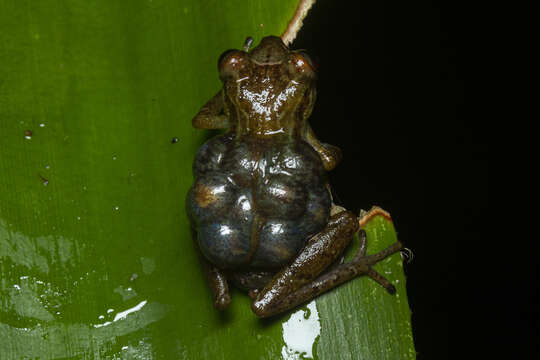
[187,36,402,317]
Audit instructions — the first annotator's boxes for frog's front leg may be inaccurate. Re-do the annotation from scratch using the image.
[251,209,402,318]
[304,125,342,171]
[192,90,230,129]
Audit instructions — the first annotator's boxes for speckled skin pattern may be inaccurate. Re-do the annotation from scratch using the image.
[188,133,331,269]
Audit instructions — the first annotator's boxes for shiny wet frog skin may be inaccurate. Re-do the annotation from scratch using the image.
[187,36,402,317]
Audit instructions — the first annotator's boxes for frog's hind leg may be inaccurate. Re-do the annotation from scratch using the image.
[195,242,231,310]
[251,209,402,318]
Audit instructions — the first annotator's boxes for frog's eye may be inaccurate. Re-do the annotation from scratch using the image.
[288,52,317,78]
[218,50,246,80]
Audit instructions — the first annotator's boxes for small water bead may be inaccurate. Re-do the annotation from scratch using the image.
[39,175,49,186]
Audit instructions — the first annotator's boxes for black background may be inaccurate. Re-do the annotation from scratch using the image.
[293,1,492,358]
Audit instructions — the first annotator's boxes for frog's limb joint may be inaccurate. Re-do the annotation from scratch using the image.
[192,91,230,129]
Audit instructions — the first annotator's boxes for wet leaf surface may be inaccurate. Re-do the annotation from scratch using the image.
[0,1,414,358]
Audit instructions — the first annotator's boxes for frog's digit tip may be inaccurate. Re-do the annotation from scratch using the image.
[214,293,231,310]
[243,36,254,52]
[386,284,397,295]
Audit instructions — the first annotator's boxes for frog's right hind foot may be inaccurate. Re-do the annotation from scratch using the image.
[349,229,403,294]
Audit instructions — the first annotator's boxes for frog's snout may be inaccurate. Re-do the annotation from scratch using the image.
[249,36,288,65]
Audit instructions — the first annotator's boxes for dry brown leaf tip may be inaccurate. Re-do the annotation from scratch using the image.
[281,0,316,46]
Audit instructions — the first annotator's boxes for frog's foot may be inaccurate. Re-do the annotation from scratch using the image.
[347,229,403,294]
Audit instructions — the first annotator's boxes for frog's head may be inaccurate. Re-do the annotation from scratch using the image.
[217,36,318,136]
[249,36,289,65]
[217,35,317,84]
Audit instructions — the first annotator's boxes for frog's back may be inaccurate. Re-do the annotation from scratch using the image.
[187,134,331,269]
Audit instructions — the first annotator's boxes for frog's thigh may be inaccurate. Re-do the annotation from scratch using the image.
[252,210,358,317]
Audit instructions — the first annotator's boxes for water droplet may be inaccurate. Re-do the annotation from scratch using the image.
[98,315,105,319]
[77,216,81,220]
[107,308,114,314]
[114,206,119,211]
[45,164,50,169]
[39,175,49,186]
[112,155,117,160]
[39,123,45,127]
[24,130,32,139]
[281,301,320,359]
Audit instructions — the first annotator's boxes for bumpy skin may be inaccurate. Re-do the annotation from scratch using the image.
[187,36,402,317]
[187,134,331,269]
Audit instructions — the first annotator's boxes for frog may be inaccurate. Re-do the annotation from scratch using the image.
[186,35,403,318]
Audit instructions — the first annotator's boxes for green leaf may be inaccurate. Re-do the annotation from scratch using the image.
[0,1,415,359]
